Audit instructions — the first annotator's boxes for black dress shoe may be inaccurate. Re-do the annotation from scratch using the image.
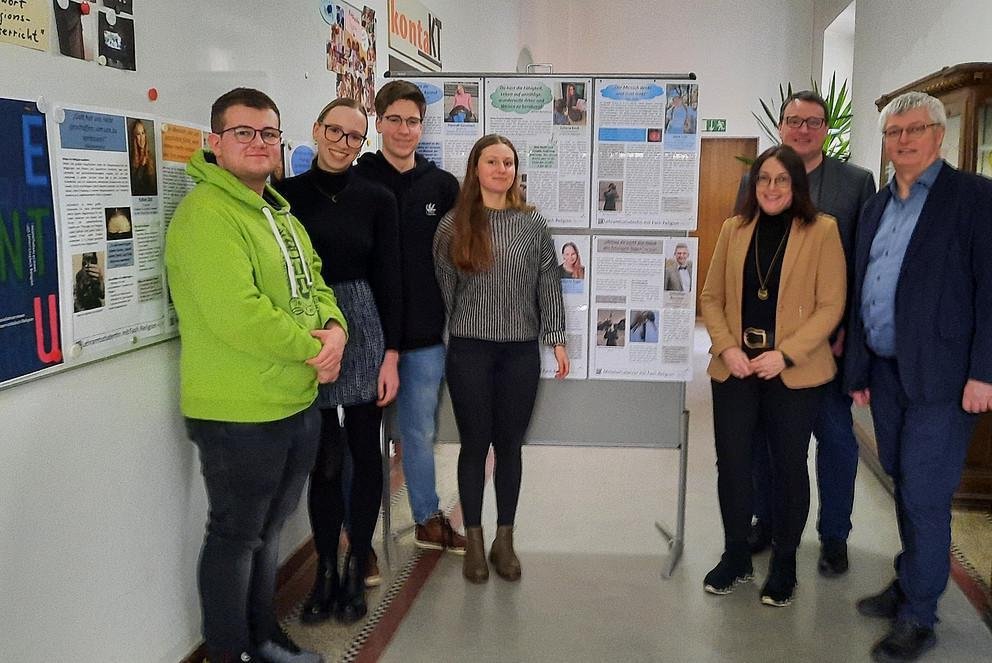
[747,519,772,555]
[818,539,849,577]
[871,620,936,662]
[857,579,902,619]
[300,557,338,624]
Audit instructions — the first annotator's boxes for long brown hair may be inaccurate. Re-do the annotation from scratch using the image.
[450,134,532,272]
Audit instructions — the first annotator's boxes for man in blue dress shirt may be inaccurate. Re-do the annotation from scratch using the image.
[845,91,992,662]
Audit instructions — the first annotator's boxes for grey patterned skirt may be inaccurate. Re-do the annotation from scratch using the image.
[317,279,385,408]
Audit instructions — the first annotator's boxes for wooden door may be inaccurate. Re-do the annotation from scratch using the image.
[694,137,758,312]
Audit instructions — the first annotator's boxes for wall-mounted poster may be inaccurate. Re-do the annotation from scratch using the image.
[0,98,62,386]
[51,106,167,359]
[0,0,49,51]
[588,236,697,381]
[53,0,137,70]
[323,2,377,115]
[591,79,700,230]
[407,77,484,179]
[484,77,593,228]
[539,234,590,379]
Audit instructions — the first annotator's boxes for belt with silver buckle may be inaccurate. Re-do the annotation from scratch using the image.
[743,327,773,350]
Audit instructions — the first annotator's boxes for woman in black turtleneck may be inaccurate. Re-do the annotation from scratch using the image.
[699,145,846,608]
[276,98,401,625]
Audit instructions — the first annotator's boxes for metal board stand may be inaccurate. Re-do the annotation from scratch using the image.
[655,409,690,577]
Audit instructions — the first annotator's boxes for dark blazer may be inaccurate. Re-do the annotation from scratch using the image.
[844,162,992,402]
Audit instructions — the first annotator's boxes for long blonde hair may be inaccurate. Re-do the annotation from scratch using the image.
[450,134,532,272]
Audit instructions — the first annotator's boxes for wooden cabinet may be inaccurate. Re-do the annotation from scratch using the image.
[869,63,992,507]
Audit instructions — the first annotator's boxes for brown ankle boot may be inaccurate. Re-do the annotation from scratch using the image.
[463,527,489,583]
[489,525,521,581]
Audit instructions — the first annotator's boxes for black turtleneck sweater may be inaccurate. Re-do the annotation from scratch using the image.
[275,164,402,351]
[741,210,791,353]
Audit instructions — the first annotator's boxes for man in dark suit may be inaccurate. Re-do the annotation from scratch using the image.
[738,91,876,576]
[664,243,693,291]
[846,91,992,662]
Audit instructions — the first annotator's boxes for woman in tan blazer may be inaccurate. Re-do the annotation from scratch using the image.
[700,144,846,607]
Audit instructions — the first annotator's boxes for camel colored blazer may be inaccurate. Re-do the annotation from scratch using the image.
[700,213,846,388]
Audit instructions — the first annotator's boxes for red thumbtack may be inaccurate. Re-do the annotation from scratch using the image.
[148,88,159,101]
[80,2,90,15]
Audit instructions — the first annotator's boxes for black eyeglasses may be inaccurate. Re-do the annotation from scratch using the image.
[320,123,366,148]
[882,122,941,140]
[783,116,826,129]
[218,125,283,145]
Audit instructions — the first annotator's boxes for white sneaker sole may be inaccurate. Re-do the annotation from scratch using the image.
[414,539,467,556]
[704,574,753,595]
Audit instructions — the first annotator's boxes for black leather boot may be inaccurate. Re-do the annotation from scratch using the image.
[300,556,339,624]
[335,551,368,624]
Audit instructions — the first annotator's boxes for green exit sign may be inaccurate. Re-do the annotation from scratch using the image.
[704,119,727,132]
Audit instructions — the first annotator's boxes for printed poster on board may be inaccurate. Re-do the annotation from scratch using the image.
[0,97,62,386]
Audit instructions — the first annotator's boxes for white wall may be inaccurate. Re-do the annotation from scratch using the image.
[519,0,815,151]
[0,2,518,662]
[821,1,855,92]
[851,0,992,182]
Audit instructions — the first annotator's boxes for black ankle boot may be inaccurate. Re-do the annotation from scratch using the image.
[335,551,368,624]
[300,556,338,624]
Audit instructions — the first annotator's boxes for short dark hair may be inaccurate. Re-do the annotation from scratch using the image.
[210,88,280,134]
[738,145,818,226]
[374,80,426,118]
[778,90,829,124]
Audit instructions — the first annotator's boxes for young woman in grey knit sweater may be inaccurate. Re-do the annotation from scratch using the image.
[433,134,569,583]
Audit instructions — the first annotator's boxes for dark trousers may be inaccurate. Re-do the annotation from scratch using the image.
[186,405,320,652]
[752,375,859,541]
[308,401,383,570]
[868,357,975,627]
[712,376,822,551]
[446,336,540,528]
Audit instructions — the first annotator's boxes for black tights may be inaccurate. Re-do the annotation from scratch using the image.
[445,337,540,528]
[307,401,383,570]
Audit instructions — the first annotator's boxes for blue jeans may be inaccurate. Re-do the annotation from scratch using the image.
[752,375,859,542]
[869,357,975,627]
[186,405,320,652]
[397,344,446,524]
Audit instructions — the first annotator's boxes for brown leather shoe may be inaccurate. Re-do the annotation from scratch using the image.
[489,525,521,581]
[415,512,467,555]
[462,527,489,583]
[364,548,381,588]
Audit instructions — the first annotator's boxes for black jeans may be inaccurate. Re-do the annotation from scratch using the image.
[186,405,320,652]
[711,376,822,552]
[446,337,540,528]
[307,401,383,570]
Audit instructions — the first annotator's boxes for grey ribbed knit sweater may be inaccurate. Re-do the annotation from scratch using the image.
[433,207,566,346]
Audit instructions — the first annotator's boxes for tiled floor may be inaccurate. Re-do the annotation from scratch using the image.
[279,325,992,661]
[372,326,992,662]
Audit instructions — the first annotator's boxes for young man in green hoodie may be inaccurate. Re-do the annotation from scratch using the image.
[165,88,346,663]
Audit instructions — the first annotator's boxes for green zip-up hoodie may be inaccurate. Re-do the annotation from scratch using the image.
[165,149,347,422]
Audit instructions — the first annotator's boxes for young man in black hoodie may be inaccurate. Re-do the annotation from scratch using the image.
[353,80,465,555]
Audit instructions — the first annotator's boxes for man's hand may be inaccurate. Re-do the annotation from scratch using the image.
[850,388,871,407]
[962,379,992,414]
[306,323,347,382]
[750,350,786,380]
[721,347,753,379]
[377,350,400,406]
